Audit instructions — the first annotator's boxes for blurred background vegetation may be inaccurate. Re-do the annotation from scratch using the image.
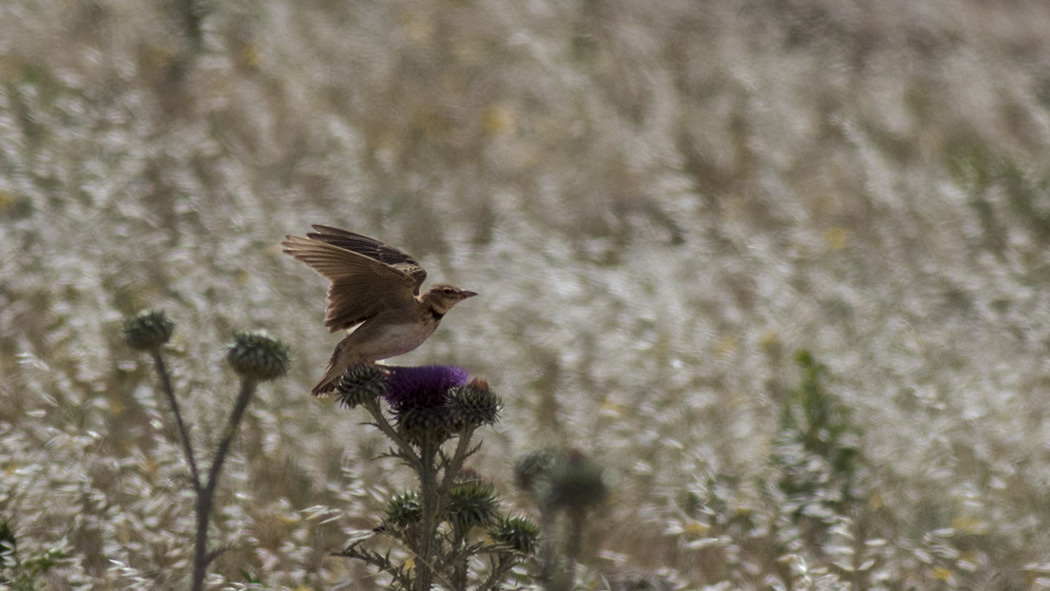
[3,0,1050,588]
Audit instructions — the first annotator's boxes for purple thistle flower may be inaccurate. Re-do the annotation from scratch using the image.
[384,365,469,411]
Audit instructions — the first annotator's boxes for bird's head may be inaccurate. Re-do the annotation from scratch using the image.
[424,284,477,315]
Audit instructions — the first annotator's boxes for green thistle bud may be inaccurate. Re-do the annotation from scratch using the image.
[513,448,558,494]
[489,516,540,555]
[444,480,498,530]
[123,310,174,351]
[226,330,289,382]
[544,449,608,510]
[384,491,421,530]
[336,364,389,409]
[396,407,453,446]
[447,378,502,430]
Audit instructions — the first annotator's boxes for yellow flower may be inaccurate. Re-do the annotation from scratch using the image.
[951,515,989,534]
[825,227,849,250]
[684,521,709,536]
[482,105,516,136]
[239,44,261,69]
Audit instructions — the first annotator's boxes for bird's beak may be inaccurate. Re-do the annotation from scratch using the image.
[461,290,478,299]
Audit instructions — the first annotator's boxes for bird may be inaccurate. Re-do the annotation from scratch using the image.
[282,225,477,396]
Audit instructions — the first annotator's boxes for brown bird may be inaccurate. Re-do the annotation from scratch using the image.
[282,225,477,396]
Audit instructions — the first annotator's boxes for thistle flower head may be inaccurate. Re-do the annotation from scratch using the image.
[514,448,558,494]
[226,330,290,382]
[123,310,174,351]
[384,365,469,411]
[396,407,454,446]
[444,480,499,530]
[490,516,540,555]
[380,366,479,445]
[447,378,502,430]
[384,491,421,530]
[336,364,389,409]
[544,449,609,510]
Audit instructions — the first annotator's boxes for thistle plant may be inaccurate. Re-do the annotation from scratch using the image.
[332,364,537,590]
[123,311,289,591]
[514,448,608,590]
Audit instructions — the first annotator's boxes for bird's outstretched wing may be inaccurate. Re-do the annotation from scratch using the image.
[282,232,421,332]
[307,225,428,293]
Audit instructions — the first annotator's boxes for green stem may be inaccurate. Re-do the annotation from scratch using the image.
[563,508,586,586]
[477,555,514,591]
[191,378,258,591]
[151,350,201,491]
[415,439,438,591]
[363,399,421,471]
[538,505,557,585]
[437,426,475,500]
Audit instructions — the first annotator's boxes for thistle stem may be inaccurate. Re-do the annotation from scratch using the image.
[151,350,201,491]
[538,506,557,585]
[191,378,258,591]
[363,399,421,471]
[563,508,586,586]
[415,439,438,591]
[437,426,475,499]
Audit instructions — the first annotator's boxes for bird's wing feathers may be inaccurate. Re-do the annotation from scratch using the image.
[281,234,420,332]
[307,225,427,292]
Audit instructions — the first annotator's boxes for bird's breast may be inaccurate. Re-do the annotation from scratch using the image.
[344,315,441,361]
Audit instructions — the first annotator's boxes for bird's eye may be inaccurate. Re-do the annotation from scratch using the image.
[443,288,455,296]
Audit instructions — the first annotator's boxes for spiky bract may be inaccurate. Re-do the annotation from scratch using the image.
[447,380,502,430]
[489,516,540,555]
[384,491,422,529]
[335,364,389,408]
[444,480,499,530]
[226,330,289,382]
[123,310,175,351]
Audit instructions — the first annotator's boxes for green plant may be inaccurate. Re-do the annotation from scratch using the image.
[123,311,289,591]
[773,349,862,518]
[332,364,537,590]
[514,448,608,590]
[0,521,74,591]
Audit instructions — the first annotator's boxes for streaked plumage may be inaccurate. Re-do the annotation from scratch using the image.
[282,225,476,396]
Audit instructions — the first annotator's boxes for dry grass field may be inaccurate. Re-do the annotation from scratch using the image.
[4,0,1050,588]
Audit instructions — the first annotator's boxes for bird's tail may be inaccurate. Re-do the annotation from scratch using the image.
[311,338,354,396]
[311,370,341,397]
